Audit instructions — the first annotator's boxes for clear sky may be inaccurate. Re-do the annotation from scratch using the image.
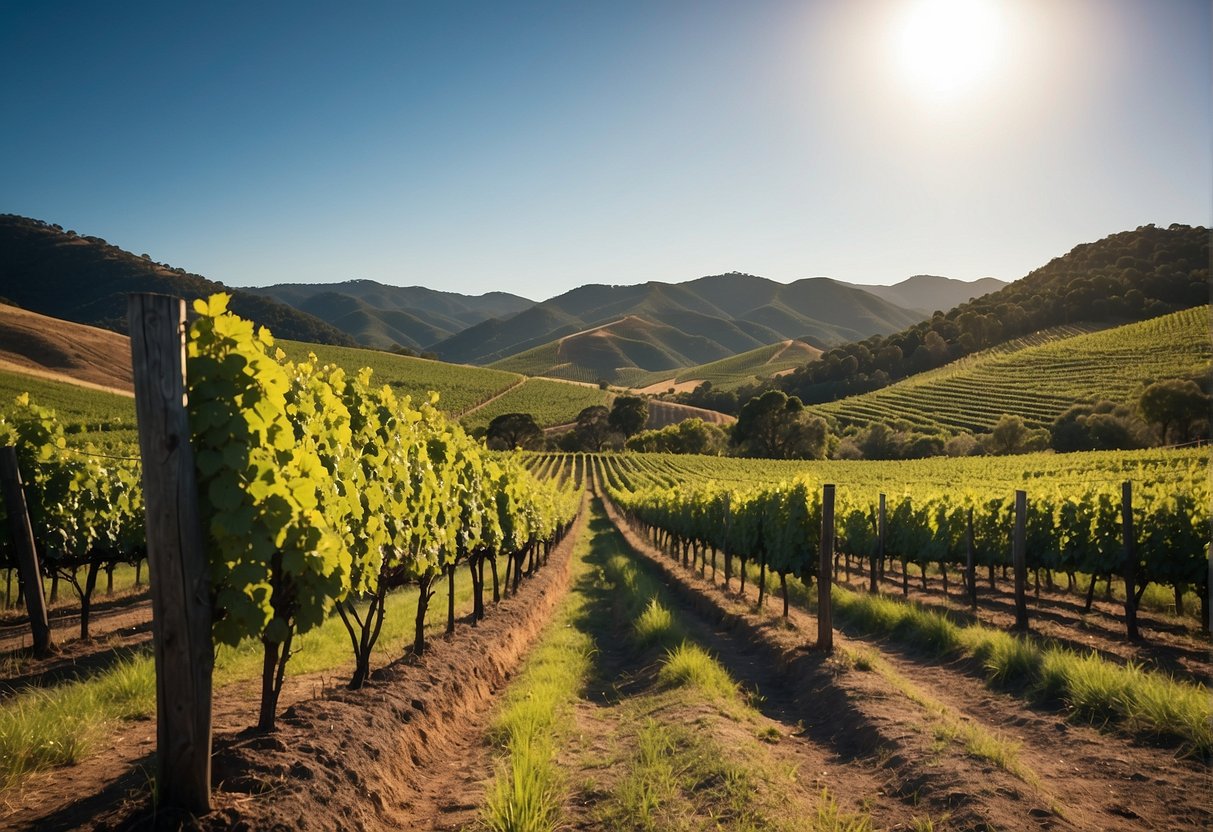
[2,0,1209,301]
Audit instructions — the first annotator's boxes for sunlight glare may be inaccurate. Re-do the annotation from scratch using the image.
[893,0,1006,101]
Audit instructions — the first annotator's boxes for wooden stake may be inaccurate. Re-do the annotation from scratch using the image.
[966,507,977,611]
[1122,481,1139,641]
[818,484,835,653]
[128,293,213,814]
[0,447,53,657]
[1013,490,1028,631]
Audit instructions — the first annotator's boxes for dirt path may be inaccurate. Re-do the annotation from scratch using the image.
[603,499,1212,831]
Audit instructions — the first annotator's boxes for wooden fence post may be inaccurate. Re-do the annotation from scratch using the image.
[128,293,213,814]
[1122,481,1139,641]
[870,493,884,594]
[1013,490,1028,631]
[966,507,977,612]
[818,484,835,653]
[0,447,53,657]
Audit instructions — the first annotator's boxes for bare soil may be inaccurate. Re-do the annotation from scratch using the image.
[0,304,133,394]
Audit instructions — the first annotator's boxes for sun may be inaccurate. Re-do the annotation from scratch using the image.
[893,0,1005,101]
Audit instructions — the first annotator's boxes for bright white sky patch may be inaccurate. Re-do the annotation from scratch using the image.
[893,0,1007,101]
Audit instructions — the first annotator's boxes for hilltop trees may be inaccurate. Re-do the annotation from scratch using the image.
[731,390,828,459]
[776,224,1209,407]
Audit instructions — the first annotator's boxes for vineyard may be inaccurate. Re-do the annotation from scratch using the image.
[816,306,1211,432]
[459,377,614,430]
[0,298,1208,831]
[275,339,523,415]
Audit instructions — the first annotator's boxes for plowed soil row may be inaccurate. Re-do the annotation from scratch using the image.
[600,495,1212,832]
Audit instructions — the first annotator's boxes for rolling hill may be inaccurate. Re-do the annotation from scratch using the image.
[249,280,534,351]
[625,340,825,392]
[779,224,1209,407]
[431,273,931,366]
[0,214,355,346]
[837,274,1006,315]
[814,307,1211,434]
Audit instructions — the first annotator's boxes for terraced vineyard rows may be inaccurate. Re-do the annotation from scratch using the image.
[816,307,1211,432]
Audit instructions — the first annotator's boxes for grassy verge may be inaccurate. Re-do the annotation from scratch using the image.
[700,545,1210,756]
[590,504,874,832]
[0,556,504,792]
[481,539,594,832]
[829,587,1212,756]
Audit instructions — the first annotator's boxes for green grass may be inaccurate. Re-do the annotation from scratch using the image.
[278,339,521,416]
[830,586,1213,755]
[0,654,154,790]
[817,306,1211,433]
[656,642,739,702]
[0,368,136,442]
[0,558,502,792]
[462,378,612,430]
[481,518,596,832]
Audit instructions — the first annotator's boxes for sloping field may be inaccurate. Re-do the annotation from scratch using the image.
[274,341,522,415]
[645,399,736,428]
[0,303,133,393]
[489,315,732,384]
[0,368,136,444]
[629,339,824,392]
[816,308,1210,433]
[460,377,613,430]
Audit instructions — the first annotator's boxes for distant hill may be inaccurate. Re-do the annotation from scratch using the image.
[0,302,133,394]
[778,224,1210,406]
[838,275,1006,315]
[433,273,928,367]
[815,307,1210,434]
[626,339,824,392]
[248,279,534,350]
[0,214,355,346]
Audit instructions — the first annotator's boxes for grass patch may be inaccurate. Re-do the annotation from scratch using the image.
[0,654,154,789]
[829,585,1212,756]
[657,642,739,703]
[482,526,594,832]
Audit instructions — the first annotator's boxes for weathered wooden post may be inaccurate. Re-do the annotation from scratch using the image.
[966,507,977,611]
[0,447,54,657]
[818,484,835,653]
[1121,481,1139,641]
[128,293,213,814]
[1012,490,1028,631]
[870,493,884,594]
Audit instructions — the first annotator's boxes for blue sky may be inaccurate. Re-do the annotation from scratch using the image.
[2,0,1209,300]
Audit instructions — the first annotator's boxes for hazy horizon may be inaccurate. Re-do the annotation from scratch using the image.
[2,1,1208,297]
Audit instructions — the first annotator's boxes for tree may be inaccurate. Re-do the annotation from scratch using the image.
[625,418,727,454]
[982,414,1049,455]
[731,390,828,459]
[608,396,649,437]
[486,413,542,451]
[567,405,617,451]
[1139,379,1209,443]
